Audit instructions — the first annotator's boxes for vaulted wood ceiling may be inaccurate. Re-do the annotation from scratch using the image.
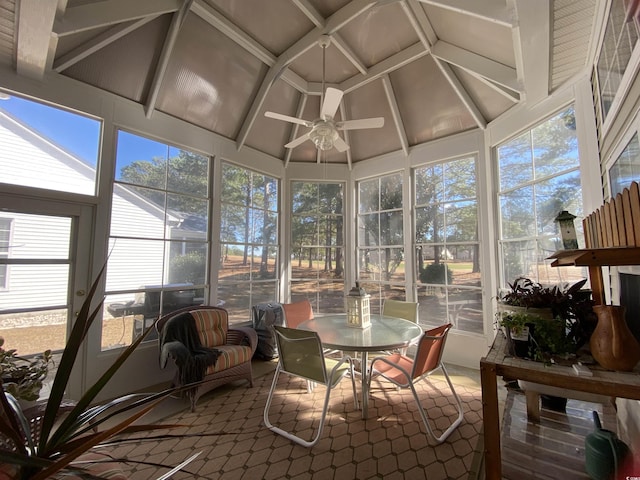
[0,0,601,167]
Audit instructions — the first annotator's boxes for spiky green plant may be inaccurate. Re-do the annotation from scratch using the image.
[0,264,196,479]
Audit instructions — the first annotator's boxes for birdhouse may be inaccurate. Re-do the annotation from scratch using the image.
[346,283,370,329]
[555,210,578,249]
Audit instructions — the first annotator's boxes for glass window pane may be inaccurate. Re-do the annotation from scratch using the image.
[167,149,209,195]
[319,184,343,214]
[0,95,100,195]
[445,201,478,242]
[358,213,379,246]
[445,158,476,201]
[221,204,247,243]
[359,178,379,213]
[498,132,533,191]
[535,170,582,235]
[500,186,535,239]
[221,164,250,205]
[415,164,444,205]
[106,238,164,290]
[380,211,403,245]
[610,132,640,195]
[380,173,402,209]
[111,186,167,239]
[220,243,249,281]
[532,108,578,179]
[116,131,167,188]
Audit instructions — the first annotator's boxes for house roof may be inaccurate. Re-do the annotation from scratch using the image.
[0,0,602,168]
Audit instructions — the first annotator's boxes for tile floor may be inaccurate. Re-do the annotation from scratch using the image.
[100,360,485,480]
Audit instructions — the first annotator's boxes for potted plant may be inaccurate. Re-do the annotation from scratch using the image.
[496,276,596,356]
[498,310,572,363]
[0,264,204,479]
[0,338,53,407]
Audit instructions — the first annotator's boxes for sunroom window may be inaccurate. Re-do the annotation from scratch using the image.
[497,106,586,288]
[414,157,483,334]
[104,131,210,349]
[290,181,344,313]
[357,173,405,312]
[218,163,279,322]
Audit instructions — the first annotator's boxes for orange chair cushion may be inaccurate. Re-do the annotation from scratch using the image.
[191,309,228,347]
[205,345,253,373]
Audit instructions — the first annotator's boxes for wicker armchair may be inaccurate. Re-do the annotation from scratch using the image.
[156,305,258,411]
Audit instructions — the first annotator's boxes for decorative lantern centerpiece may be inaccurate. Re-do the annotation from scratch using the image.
[554,210,578,249]
[346,282,370,329]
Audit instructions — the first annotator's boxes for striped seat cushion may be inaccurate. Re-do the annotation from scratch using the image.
[204,345,253,373]
[191,309,228,347]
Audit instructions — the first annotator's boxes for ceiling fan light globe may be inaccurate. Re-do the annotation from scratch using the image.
[310,126,338,151]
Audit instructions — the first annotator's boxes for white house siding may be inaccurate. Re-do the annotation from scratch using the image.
[0,112,95,195]
[0,212,70,310]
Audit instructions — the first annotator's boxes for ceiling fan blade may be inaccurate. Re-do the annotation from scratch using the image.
[320,87,343,119]
[285,132,311,149]
[337,117,385,130]
[265,111,311,127]
[333,136,349,152]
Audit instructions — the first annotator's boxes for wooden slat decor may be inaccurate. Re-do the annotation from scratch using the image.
[583,181,640,248]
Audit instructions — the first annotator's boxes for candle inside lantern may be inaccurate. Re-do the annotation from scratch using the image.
[346,282,371,329]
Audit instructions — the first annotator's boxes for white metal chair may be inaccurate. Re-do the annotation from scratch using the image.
[382,299,419,354]
[263,325,359,447]
[368,323,463,444]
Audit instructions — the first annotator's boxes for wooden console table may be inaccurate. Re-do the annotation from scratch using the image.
[480,333,640,479]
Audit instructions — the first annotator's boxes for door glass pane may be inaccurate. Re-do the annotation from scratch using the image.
[0,212,72,356]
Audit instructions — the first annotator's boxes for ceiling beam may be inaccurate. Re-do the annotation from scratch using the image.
[236,0,378,151]
[434,58,487,129]
[145,0,194,118]
[382,75,409,156]
[402,0,437,49]
[53,17,158,72]
[284,94,309,168]
[53,0,181,36]
[464,70,521,103]
[417,0,514,27]
[16,0,58,79]
[508,0,550,105]
[291,0,368,75]
[339,42,428,93]
[430,40,520,92]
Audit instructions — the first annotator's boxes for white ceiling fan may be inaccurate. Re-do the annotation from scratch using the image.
[264,35,384,152]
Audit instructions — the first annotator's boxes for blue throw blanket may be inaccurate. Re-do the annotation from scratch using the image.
[159,312,221,388]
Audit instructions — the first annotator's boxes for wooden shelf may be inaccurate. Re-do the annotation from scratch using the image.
[547,247,640,267]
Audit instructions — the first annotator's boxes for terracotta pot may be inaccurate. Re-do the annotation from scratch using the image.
[590,305,640,371]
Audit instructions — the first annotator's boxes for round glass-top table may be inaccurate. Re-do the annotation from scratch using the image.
[298,313,423,418]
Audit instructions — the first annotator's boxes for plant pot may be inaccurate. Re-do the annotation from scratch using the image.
[505,324,533,359]
[590,305,640,371]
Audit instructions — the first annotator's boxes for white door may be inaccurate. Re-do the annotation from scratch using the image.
[0,193,93,399]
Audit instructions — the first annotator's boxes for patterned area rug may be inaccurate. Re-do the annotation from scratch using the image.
[103,365,484,480]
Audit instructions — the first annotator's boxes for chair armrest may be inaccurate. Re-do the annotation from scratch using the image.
[227,326,258,354]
